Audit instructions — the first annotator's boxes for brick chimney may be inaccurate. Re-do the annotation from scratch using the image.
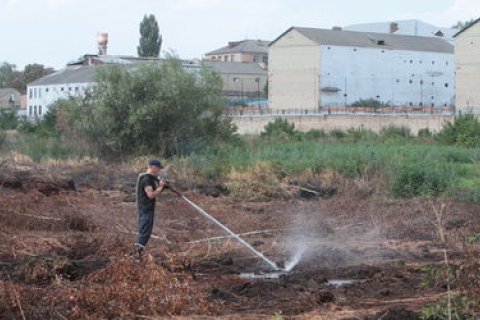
[390,22,399,33]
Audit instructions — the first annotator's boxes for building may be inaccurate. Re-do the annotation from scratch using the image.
[454,18,480,114]
[268,27,454,111]
[345,20,457,43]
[204,40,270,64]
[202,60,267,101]
[0,88,23,110]
[27,66,95,119]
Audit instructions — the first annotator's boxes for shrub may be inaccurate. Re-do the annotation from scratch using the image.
[304,129,327,140]
[418,128,433,138]
[261,118,297,138]
[346,127,378,141]
[0,130,6,150]
[0,108,18,130]
[329,129,347,139]
[436,114,480,148]
[391,160,456,198]
[380,125,412,140]
[349,98,390,110]
[420,294,476,320]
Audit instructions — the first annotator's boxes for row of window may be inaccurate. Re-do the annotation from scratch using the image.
[210,54,268,63]
[29,86,86,99]
[29,105,43,116]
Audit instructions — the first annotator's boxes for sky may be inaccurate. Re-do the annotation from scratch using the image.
[1,0,479,70]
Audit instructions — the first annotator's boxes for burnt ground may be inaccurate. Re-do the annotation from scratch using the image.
[1,166,480,319]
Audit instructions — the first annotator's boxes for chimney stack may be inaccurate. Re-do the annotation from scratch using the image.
[390,22,399,33]
[97,32,109,55]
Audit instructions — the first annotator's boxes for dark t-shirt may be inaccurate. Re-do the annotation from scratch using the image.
[136,173,158,211]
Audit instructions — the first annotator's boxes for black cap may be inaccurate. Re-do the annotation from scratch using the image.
[148,159,163,168]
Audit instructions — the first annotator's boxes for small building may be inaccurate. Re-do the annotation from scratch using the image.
[345,20,457,43]
[0,88,23,109]
[204,40,270,64]
[202,60,267,101]
[268,27,454,111]
[454,18,480,114]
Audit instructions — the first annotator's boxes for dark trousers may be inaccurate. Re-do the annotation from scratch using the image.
[136,207,155,248]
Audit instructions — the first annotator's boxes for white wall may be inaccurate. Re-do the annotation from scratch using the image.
[319,45,454,108]
[26,82,90,119]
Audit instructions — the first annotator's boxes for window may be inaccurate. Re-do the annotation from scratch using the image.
[29,106,32,116]
[61,87,64,91]
[29,89,33,99]
[68,87,72,91]
[253,54,259,62]
[224,56,228,62]
[233,77,240,83]
[432,61,435,65]
[446,61,449,66]
[34,105,37,115]
[420,80,424,85]
[46,88,49,93]
[75,87,79,91]
[231,55,235,62]
[255,78,260,83]
[39,105,42,115]
[409,80,413,84]
[327,46,331,50]
[353,48,357,51]
[410,60,413,63]
[396,79,400,83]
[263,55,268,64]
[431,82,435,86]
[445,83,449,88]
[34,88,37,99]
[38,88,42,98]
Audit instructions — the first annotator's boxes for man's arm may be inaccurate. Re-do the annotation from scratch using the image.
[144,178,166,199]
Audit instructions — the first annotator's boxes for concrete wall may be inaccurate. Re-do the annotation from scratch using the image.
[455,22,480,113]
[232,114,457,135]
[269,29,320,110]
[320,45,454,108]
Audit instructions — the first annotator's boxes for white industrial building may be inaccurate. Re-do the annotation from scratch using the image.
[268,27,454,110]
[26,66,94,119]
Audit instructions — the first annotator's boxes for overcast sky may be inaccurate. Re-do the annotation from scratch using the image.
[1,0,479,69]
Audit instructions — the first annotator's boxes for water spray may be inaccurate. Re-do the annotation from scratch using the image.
[169,187,281,271]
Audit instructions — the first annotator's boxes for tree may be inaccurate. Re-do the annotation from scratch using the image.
[60,56,237,158]
[452,19,477,31]
[0,62,16,88]
[137,14,162,57]
[6,64,55,93]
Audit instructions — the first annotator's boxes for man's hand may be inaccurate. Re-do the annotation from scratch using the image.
[145,179,166,199]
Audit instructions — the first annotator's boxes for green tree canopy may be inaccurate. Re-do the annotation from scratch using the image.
[59,56,237,158]
[6,63,55,93]
[137,14,163,57]
[0,62,16,88]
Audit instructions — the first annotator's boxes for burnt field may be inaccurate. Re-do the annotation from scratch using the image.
[1,161,480,319]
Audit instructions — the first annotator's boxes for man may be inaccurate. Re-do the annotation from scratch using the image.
[134,159,167,257]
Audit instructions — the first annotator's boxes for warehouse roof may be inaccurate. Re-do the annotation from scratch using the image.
[271,27,454,53]
[206,40,271,55]
[29,66,97,86]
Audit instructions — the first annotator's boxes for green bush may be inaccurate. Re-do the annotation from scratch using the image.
[391,160,456,198]
[0,130,6,150]
[436,115,480,148]
[420,294,476,320]
[0,108,18,130]
[261,118,297,138]
[303,129,327,140]
[346,127,378,142]
[380,125,412,139]
[349,98,390,110]
[329,129,347,139]
[9,135,82,162]
[418,128,433,138]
